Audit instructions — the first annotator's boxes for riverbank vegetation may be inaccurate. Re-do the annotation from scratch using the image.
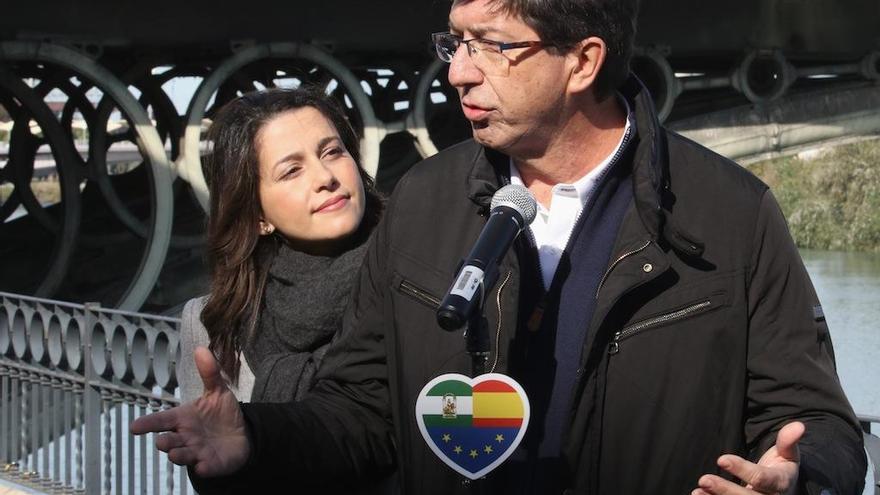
[750,137,880,252]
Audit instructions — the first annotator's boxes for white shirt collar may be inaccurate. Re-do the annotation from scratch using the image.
[506,94,634,289]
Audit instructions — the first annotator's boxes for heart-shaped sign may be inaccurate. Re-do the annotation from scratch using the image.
[415,373,530,480]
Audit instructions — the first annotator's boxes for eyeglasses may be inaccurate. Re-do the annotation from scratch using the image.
[431,32,548,76]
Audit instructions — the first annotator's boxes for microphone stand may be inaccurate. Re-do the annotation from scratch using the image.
[464,285,490,376]
[464,288,493,495]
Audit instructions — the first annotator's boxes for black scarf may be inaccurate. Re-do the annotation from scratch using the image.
[243,234,370,402]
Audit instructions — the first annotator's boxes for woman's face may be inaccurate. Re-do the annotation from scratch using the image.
[256,106,365,253]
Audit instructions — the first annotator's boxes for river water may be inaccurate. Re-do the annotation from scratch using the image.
[801,249,880,418]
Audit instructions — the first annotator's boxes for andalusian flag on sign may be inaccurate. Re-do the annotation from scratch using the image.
[415,373,530,480]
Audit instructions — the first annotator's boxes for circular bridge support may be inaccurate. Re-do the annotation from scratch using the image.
[732,50,795,104]
[0,67,81,298]
[87,64,204,249]
[0,42,174,311]
[862,51,880,81]
[632,47,681,122]
[408,59,447,158]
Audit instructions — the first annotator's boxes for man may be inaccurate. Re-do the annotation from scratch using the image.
[133,0,867,493]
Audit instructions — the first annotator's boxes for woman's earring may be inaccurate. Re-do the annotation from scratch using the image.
[259,221,275,235]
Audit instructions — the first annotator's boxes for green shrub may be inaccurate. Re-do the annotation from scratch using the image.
[749,137,880,252]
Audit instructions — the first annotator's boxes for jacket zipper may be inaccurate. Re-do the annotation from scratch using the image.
[607,299,712,355]
[398,279,441,309]
[489,271,512,373]
[595,240,652,298]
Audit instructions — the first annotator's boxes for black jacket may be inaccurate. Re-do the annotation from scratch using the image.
[239,77,866,494]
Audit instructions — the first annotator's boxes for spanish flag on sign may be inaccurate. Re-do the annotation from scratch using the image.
[416,374,530,479]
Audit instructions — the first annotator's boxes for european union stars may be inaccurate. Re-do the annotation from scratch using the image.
[438,431,506,459]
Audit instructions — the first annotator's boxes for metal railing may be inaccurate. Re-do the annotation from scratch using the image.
[0,291,187,494]
[1,290,878,494]
[861,415,880,495]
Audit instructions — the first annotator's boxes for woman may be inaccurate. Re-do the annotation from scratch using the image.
[178,87,383,404]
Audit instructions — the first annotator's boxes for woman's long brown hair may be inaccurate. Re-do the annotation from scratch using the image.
[201,87,383,381]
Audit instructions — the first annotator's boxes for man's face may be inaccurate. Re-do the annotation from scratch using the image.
[447,0,571,157]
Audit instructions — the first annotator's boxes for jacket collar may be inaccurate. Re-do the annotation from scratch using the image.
[465,144,507,213]
[620,75,665,241]
[621,76,705,257]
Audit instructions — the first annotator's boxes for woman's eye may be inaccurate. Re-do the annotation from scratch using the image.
[281,166,301,179]
[323,146,343,158]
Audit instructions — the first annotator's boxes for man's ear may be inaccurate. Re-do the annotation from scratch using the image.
[567,36,607,94]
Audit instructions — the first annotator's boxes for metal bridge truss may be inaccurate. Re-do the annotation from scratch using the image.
[0,41,879,310]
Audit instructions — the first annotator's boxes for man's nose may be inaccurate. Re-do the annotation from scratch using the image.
[447,44,483,88]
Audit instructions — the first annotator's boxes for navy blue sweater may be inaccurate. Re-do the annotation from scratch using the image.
[497,130,636,493]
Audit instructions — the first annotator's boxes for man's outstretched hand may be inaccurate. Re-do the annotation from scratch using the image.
[130,346,251,478]
[692,421,804,495]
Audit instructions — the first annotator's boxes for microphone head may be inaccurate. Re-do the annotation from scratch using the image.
[490,184,537,225]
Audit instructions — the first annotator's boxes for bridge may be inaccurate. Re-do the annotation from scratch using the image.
[1,0,879,311]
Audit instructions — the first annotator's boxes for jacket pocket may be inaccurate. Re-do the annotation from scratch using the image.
[608,291,728,355]
[396,277,442,310]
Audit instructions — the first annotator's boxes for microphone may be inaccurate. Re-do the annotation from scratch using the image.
[436,184,537,331]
